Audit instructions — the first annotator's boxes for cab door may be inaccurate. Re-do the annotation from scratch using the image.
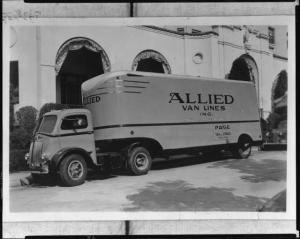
[58,112,96,163]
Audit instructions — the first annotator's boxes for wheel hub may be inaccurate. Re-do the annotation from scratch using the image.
[134,153,148,170]
[67,160,84,180]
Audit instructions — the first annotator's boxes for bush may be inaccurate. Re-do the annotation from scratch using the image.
[10,105,37,172]
[267,112,281,129]
[10,149,28,172]
[16,106,38,136]
[10,127,32,150]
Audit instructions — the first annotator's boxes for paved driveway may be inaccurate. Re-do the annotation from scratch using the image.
[9,150,286,212]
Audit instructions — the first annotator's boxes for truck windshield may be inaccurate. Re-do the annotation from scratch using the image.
[37,115,57,134]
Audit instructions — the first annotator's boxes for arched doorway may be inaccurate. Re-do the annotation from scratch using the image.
[228,54,259,87]
[55,37,110,105]
[268,70,287,143]
[271,70,287,110]
[132,50,171,74]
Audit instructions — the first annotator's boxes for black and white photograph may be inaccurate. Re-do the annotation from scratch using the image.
[2,16,296,236]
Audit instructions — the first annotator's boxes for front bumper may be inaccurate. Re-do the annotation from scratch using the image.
[27,159,50,174]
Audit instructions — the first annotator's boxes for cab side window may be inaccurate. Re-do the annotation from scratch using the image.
[61,114,88,130]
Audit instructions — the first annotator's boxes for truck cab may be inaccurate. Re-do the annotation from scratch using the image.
[26,106,152,187]
[26,108,97,186]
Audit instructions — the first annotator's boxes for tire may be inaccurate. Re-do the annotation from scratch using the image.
[59,154,87,186]
[233,136,252,159]
[128,147,152,175]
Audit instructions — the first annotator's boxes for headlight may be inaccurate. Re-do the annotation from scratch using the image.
[25,153,30,161]
[41,153,49,161]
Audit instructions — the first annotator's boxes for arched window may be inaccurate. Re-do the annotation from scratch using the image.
[271,70,287,111]
[55,37,110,105]
[132,50,171,74]
[228,54,259,86]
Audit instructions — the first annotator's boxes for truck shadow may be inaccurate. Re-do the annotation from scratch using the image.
[27,172,116,187]
[85,172,117,182]
[151,151,232,171]
[27,152,235,186]
[105,152,232,177]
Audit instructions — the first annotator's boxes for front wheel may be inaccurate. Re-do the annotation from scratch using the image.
[128,147,152,175]
[233,137,252,159]
[59,154,87,186]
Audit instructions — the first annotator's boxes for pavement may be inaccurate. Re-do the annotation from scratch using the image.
[9,149,286,212]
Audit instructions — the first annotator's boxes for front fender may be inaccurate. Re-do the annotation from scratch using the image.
[50,147,92,172]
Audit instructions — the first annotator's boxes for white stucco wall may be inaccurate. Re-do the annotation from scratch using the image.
[184,36,212,77]
[10,25,288,117]
[27,26,188,108]
[274,26,288,58]
[10,26,39,111]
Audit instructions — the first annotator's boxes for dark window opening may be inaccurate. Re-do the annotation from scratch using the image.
[58,47,104,105]
[228,57,252,82]
[136,58,165,73]
[268,27,275,45]
[273,71,287,100]
[10,61,19,104]
[61,114,88,130]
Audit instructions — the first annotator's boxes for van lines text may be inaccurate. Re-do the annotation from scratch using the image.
[169,92,234,111]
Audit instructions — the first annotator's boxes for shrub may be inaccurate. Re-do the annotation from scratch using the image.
[10,127,32,150]
[16,106,38,136]
[10,149,28,172]
[267,112,281,129]
[10,105,37,172]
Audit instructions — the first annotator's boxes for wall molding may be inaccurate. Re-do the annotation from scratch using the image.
[273,54,288,61]
[256,33,269,40]
[218,40,271,56]
[133,26,218,40]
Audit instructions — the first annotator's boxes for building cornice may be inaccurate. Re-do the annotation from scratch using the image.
[273,54,288,61]
[218,40,271,56]
[233,25,242,30]
[221,25,266,38]
[133,26,219,39]
[256,33,269,40]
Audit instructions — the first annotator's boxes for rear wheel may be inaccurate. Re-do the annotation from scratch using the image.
[128,147,152,175]
[233,136,252,159]
[59,154,87,186]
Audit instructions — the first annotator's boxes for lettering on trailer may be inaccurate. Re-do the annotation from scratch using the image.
[214,124,232,139]
[83,94,101,105]
[168,92,234,117]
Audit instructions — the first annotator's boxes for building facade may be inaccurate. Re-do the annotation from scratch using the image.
[9,25,288,119]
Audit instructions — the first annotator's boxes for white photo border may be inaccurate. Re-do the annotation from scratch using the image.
[2,16,296,226]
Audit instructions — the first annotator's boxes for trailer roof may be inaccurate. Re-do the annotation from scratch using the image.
[44,108,90,116]
[82,71,254,92]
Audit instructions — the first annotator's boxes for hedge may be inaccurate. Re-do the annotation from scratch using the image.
[10,149,28,172]
[16,106,38,135]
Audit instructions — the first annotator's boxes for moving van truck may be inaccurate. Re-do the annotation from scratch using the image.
[25,71,262,186]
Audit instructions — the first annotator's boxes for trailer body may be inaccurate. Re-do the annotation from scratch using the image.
[82,71,262,151]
